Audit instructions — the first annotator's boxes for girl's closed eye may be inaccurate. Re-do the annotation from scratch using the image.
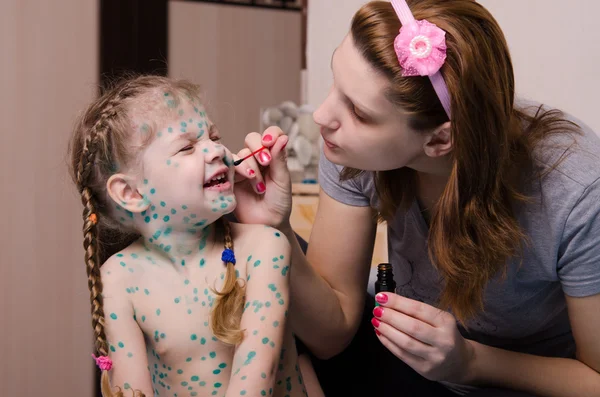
[178,145,194,153]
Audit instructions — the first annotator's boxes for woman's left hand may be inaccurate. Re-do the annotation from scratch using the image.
[372,292,476,384]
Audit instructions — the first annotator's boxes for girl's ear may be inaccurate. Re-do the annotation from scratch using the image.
[106,174,150,212]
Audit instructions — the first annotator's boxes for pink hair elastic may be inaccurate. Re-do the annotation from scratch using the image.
[92,354,113,371]
[391,0,452,119]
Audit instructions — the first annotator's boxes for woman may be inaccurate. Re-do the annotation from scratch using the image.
[233,1,600,396]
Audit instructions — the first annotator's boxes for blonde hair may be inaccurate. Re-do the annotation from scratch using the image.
[68,75,245,396]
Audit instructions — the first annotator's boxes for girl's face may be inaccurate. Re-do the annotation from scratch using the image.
[134,96,236,231]
[313,34,427,172]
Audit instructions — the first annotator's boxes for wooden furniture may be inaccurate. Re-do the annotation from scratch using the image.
[289,183,388,267]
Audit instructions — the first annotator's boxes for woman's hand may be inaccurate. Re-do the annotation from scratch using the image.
[233,126,292,229]
[371,292,476,384]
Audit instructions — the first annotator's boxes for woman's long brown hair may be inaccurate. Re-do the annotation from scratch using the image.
[346,0,578,323]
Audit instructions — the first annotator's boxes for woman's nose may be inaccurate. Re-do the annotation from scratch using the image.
[313,91,341,131]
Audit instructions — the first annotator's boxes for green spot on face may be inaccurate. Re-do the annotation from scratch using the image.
[190,334,197,341]
[214,383,222,388]
[218,362,226,368]
[186,357,192,362]
[209,351,216,359]
[120,261,126,267]
[110,313,117,320]
[273,321,279,327]
[240,391,246,396]
[175,297,180,304]
[200,337,206,345]
[110,345,116,352]
[142,315,146,322]
[213,369,221,375]
[163,215,170,222]
[118,342,124,348]
[191,375,199,381]
[253,260,261,267]
[144,289,150,295]
[124,383,131,389]
[156,309,161,316]
[200,258,205,267]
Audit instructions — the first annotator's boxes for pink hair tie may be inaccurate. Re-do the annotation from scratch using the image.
[391,0,452,119]
[92,354,113,371]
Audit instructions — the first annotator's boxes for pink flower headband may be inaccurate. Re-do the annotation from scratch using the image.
[391,0,452,119]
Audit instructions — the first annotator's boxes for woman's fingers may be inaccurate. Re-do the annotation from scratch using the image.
[233,148,266,194]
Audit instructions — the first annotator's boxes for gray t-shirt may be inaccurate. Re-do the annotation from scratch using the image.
[318,102,600,394]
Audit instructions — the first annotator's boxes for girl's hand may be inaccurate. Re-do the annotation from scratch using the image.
[372,292,476,384]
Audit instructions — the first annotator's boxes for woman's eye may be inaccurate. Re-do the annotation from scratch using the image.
[179,145,194,153]
[210,135,221,142]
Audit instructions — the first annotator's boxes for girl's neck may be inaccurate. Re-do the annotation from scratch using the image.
[137,222,221,269]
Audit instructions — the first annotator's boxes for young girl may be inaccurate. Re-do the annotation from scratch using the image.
[68,75,307,397]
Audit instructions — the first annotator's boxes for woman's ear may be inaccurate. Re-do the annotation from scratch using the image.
[423,121,452,158]
[106,174,150,212]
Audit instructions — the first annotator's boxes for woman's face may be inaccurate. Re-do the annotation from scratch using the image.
[313,34,427,172]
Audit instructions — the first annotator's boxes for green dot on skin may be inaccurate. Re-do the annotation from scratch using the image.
[110,313,117,320]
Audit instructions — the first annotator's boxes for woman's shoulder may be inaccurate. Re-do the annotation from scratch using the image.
[318,144,377,208]
[520,98,600,188]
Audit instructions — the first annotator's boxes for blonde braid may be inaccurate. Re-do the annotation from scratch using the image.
[76,94,146,397]
[210,219,246,345]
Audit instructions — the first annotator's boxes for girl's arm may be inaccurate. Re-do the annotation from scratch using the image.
[226,226,292,397]
[101,262,153,396]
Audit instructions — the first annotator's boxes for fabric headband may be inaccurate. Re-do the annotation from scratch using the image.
[391,0,452,119]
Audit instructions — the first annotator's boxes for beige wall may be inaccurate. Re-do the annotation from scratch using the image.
[0,1,98,395]
[169,1,302,151]
[307,0,600,133]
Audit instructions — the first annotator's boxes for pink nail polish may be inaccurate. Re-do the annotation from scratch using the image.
[375,293,388,304]
[259,151,271,163]
[247,169,255,177]
[371,318,380,328]
[375,329,382,336]
[256,182,266,193]
[373,306,384,318]
[263,134,273,142]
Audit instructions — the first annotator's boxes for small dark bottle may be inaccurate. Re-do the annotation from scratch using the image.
[374,263,396,306]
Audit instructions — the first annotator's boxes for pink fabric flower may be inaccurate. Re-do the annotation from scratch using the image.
[92,354,113,371]
[394,20,447,77]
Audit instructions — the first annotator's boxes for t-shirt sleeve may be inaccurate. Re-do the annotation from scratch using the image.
[557,177,600,297]
[317,145,370,207]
